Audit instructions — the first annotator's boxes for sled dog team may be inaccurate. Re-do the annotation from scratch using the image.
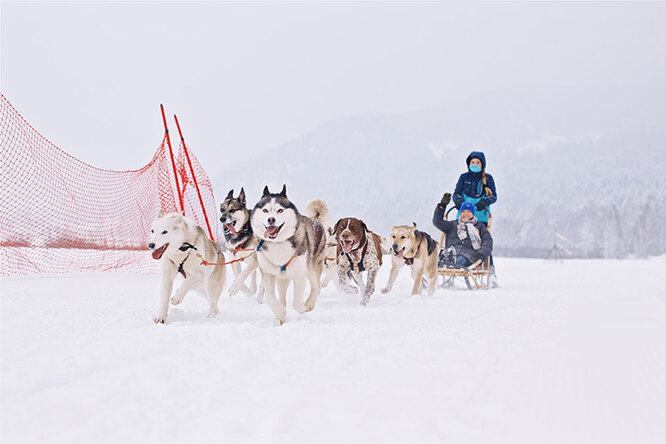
[149,185,439,325]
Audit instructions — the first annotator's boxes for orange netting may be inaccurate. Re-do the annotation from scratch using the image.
[0,94,219,276]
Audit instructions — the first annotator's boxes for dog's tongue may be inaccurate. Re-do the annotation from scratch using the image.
[265,226,279,238]
[226,223,238,235]
[395,249,404,258]
[152,243,169,260]
[341,240,354,253]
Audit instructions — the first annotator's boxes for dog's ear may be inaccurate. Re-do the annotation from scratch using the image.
[331,219,343,237]
[360,220,368,233]
[279,184,287,197]
[226,189,234,200]
[262,185,270,197]
[238,187,246,205]
[412,222,417,228]
[158,208,165,218]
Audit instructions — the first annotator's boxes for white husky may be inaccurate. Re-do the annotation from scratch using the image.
[250,185,328,324]
[148,210,226,324]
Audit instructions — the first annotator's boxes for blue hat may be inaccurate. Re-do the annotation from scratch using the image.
[460,202,475,215]
[466,151,486,169]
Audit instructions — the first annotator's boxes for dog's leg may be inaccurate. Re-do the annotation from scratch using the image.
[411,267,424,296]
[426,261,437,297]
[229,259,258,297]
[381,262,403,294]
[321,265,334,288]
[262,273,285,324]
[205,270,225,318]
[276,278,289,306]
[350,270,366,294]
[170,277,197,306]
[249,269,257,293]
[337,264,358,294]
[304,260,323,311]
[231,261,252,295]
[362,267,378,305]
[292,276,308,314]
[154,270,177,324]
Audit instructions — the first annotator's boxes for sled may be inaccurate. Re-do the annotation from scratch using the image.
[436,207,492,290]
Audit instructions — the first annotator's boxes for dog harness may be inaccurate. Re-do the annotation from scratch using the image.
[342,239,368,272]
[255,239,295,272]
[177,243,198,278]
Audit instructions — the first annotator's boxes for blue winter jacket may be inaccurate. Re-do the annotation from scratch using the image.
[452,151,497,223]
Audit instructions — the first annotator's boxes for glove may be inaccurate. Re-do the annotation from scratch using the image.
[440,193,451,205]
[475,199,488,211]
[453,198,463,209]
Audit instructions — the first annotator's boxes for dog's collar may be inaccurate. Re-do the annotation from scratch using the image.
[404,257,414,266]
[179,242,197,252]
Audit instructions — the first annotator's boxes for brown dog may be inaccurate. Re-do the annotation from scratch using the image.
[331,217,383,305]
[381,223,438,296]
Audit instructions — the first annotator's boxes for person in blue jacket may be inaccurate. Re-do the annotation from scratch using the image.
[452,151,496,227]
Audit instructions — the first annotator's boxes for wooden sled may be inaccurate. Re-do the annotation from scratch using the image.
[436,207,492,290]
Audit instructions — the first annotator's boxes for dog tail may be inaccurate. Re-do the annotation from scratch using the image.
[304,199,330,229]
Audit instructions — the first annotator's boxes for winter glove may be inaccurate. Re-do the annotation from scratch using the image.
[440,193,451,205]
[453,198,463,209]
[475,199,488,211]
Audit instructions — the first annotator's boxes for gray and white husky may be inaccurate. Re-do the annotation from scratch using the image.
[148,209,226,324]
[220,187,263,301]
[250,185,327,324]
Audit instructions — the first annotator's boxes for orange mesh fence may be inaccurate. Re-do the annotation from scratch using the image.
[0,94,218,276]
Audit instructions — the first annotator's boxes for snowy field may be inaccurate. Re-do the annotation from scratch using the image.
[2,257,665,444]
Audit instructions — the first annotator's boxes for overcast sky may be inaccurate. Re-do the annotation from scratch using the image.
[2,1,665,176]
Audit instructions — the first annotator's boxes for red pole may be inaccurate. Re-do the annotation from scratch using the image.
[160,104,184,213]
[173,114,215,241]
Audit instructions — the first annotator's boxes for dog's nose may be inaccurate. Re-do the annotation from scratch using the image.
[148,243,155,249]
[220,215,227,223]
[267,217,276,225]
[392,244,398,251]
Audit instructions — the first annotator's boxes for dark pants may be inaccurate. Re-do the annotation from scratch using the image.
[455,255,471,268]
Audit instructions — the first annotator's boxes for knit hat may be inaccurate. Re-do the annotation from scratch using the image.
[460,202,475,215]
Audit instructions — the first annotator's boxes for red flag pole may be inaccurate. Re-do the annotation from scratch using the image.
[160,104,184,213]
[173,114,214,241]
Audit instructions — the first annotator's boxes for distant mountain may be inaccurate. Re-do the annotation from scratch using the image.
[213,84,666,258]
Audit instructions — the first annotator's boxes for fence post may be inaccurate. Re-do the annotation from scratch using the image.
[160,104,184,213]
[173,114,215,241]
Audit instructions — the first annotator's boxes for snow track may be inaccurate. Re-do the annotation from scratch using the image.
[2,257,665,443]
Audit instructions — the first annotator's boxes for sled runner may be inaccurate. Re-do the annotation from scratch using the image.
[436,207,492,290]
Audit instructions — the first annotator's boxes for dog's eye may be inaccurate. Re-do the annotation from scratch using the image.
[401,235,405,239]
[229,209,236,213]
[162,230,168,235]
[277,209,283,214]
[391,235,395,238]
[263,209,268,213]
[151,229,154,233]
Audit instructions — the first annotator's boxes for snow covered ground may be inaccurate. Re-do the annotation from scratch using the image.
[2,257,665,443]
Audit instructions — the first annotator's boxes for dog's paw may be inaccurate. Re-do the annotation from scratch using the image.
[360,294,371,306]
[343,286,359,295]
[206,308,219,318]
[293,303,308,314]
[153,315,167,324]
[304,299,316,312]
[170,295,184,305]
[381,287,390,294]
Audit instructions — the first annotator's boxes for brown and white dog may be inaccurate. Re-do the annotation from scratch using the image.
[332,217,383,305]
[381,223,438,297]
